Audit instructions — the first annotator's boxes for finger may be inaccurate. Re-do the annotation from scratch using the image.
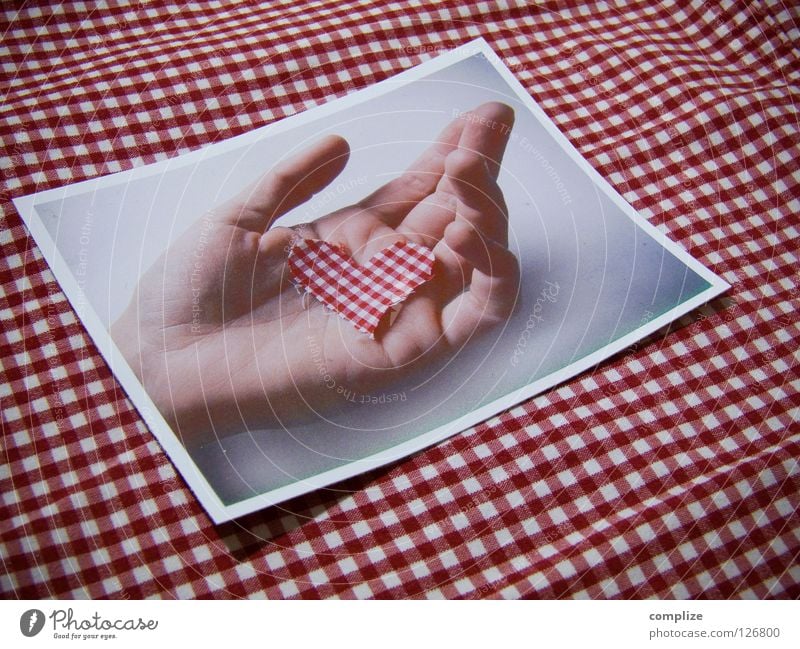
[396,190,458,247]
[245,226,296,298]
[379,279,446,363]
[355,222,407,265]
[453,102,515,180]
[406,150,508,245]
[428,225,473,306]
[441,220,520,346]
[421,155,509,303]
[396,104,513,247]
[307,206,407,265]
[259,225,294,256]
[219,134,350,231]
[356,116,464,225]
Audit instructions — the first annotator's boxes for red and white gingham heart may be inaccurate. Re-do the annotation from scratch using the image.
[288,238,435,337]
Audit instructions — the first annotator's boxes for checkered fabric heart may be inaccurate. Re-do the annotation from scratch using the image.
[288,238,435,337]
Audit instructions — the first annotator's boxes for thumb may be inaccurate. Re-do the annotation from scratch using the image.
[220,134,350,231]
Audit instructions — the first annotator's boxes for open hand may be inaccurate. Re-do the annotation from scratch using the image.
[112,102,519,445]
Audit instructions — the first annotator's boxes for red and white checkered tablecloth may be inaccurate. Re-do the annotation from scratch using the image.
[2,0,798,599]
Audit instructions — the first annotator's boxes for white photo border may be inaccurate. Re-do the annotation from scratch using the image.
[13,39,730,523]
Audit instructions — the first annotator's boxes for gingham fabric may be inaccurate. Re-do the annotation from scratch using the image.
[289,238,435,337]
[2,0,799,599]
